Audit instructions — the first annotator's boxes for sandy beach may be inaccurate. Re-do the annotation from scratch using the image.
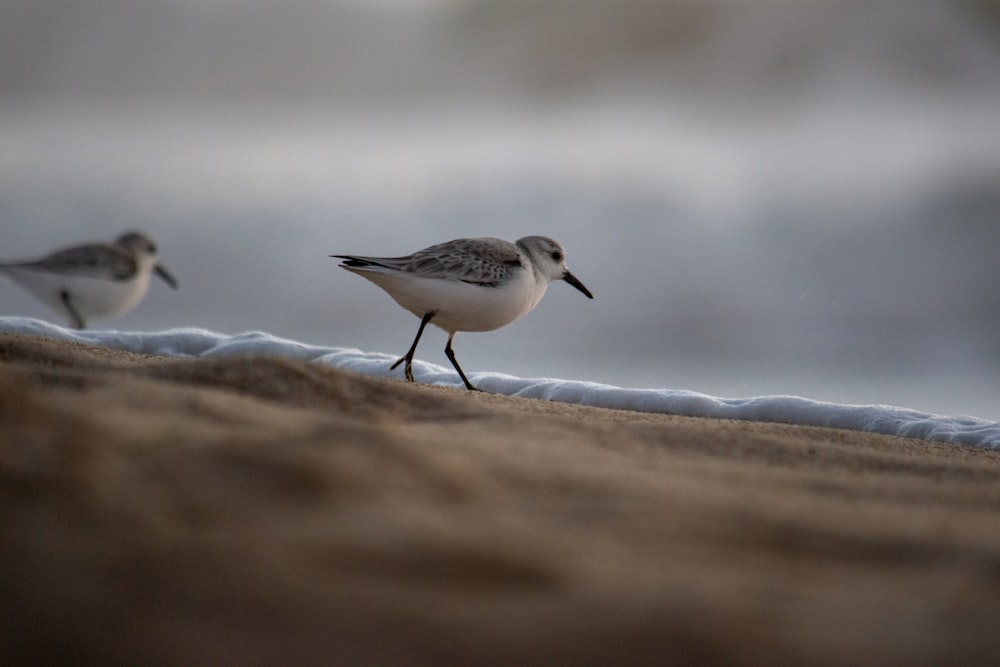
[2,332,1000,666]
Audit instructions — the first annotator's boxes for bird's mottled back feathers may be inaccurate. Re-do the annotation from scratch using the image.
[405,238,522,285]
[8,244,139,281]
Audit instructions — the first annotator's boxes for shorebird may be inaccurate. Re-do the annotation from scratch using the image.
[333,235,593,391]
[0,231,178,329]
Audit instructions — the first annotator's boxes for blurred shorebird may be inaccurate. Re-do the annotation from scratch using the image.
[333,235,593,391]
[0,231,178,329]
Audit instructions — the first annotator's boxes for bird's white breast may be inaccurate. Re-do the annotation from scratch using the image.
[1,265,152,318]
[350,262,548,333]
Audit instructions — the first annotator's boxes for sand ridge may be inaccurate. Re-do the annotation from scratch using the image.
[2,332,1000,666]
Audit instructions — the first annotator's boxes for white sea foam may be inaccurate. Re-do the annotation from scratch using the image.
[2,317,997,450]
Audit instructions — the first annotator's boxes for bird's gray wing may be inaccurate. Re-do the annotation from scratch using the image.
[403,238,523,286]
[3,244,138,280]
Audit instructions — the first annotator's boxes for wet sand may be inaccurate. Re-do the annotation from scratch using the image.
[2,333,1000,666]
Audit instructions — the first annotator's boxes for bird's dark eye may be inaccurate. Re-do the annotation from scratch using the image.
[551,251,563,262]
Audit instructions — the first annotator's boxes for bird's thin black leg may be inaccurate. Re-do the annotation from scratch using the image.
[444,332,479,391]
[60,290,86,329]
[390,311,435,382]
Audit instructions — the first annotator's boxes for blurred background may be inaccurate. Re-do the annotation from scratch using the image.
[1,0,998,419]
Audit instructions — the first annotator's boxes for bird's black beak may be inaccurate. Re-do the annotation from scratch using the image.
[155,263,179,289]
[563,270,593,299]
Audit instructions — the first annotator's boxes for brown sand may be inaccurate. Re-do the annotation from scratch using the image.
[1,332,1000,666]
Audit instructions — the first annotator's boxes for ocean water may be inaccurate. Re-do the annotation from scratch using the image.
[1,1,998,422]
[3,317,997,449]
